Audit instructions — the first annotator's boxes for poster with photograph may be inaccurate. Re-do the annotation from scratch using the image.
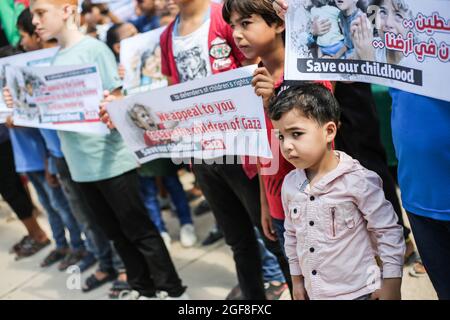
[285,0,450,101]
[120,26,167,96]
[7,64,109,134]
[0,47,59,123]
[107,65,272,164]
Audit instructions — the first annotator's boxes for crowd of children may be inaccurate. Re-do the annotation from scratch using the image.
[0,0,448,300]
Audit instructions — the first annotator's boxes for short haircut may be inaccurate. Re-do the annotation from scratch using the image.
[17,8,35,36]
[31,0,78,6]
[0,46,23,59]
[222,0,283,27]
[311,0,331,8]
[106,23,123,51]
[268,83,341,126]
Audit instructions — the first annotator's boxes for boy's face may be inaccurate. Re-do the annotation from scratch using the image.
[379,0,408,36]
[334,0,357,11]
[229,12,284,61]
[30,1,68,41]
[19,29,41,51]
[272,109,336,170]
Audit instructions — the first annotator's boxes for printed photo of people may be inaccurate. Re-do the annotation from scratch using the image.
[127,103,178,147]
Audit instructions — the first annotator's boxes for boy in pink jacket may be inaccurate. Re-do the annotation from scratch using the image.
[269,83,405,300]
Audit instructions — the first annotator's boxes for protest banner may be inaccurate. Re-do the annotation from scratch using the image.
[0,47,58,123]
[107,65,272,164]
[285,0,450,101]
[120,26,167,96]
[6,63,109,134]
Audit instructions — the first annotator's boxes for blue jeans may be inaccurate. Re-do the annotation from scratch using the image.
[139,175,192,233]
[55,157,124,273]
[272,218,286,257]
[27,171,85,251]
[255,228,285,283]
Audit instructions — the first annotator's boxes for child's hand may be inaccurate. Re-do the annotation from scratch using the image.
[311,16,332,37]
[273,0,288,20]
[261,204,277,241]
[118,64,126,80]
[5,115,16,128]
[99,90,118,129]
[2,87,14,108]
[351,15,375,61]
[292,275,308,300]
[45,170,60,188]
[252,67,275,109]
[371,278,402,300]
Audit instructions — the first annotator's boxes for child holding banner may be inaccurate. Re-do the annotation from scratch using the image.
[102,0,291,300]
[5,0,187,300]
[273,0,419,270]
[269,83,405,300]
[222,0,331,260]
[159,0,292,299]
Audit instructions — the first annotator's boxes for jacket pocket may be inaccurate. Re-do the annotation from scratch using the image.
[325,202,357,239]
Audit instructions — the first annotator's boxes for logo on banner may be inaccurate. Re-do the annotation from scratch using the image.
[210,37,232,71]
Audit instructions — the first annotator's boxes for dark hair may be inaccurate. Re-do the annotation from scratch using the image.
[222,0,283,27]
[0,45,22,58]
[311,0,330,8]
[106,23,123,52]
[17,8,35,36]
[269,83,340,126]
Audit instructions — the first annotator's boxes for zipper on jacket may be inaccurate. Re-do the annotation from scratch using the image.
[331,207,336,237]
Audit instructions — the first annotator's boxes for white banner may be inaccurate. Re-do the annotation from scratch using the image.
[120,26,167,96]
[0,48,58,123]
[7,64,109,134]
[107,65,272,164]
[285,0,450,101]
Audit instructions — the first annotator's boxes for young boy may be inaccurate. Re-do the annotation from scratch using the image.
[160,0,293,299]
[270,83,405,300]
[274,0,419,274]
[5,0,186,300]
[15,7,130,292]
[223,0,331,259]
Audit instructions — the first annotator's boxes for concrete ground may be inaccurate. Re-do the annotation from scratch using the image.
[0,173,438,300]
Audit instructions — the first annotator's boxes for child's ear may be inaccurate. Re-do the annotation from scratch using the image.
[324,121,337,143]
[275,21,286,34]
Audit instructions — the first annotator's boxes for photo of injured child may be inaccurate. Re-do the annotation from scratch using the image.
[289,0,369,59]
[128,103,179,147]
[5,66,45,120]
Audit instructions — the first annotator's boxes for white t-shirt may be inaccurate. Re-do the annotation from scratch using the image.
[173,18,212,83]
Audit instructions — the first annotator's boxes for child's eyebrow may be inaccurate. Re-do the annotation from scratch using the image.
[285,126,306,131]
[235,15,253,23]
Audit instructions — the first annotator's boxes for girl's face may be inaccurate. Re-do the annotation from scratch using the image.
[334,0,357,12]
[378,0,408,36]
[31,1,72,41]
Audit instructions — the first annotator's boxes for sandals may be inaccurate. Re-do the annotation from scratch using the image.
[39,248,67,267]
[82,271,117,293]
[108,280,132,299]
[14,238,51,260]
[10,236,31,254]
